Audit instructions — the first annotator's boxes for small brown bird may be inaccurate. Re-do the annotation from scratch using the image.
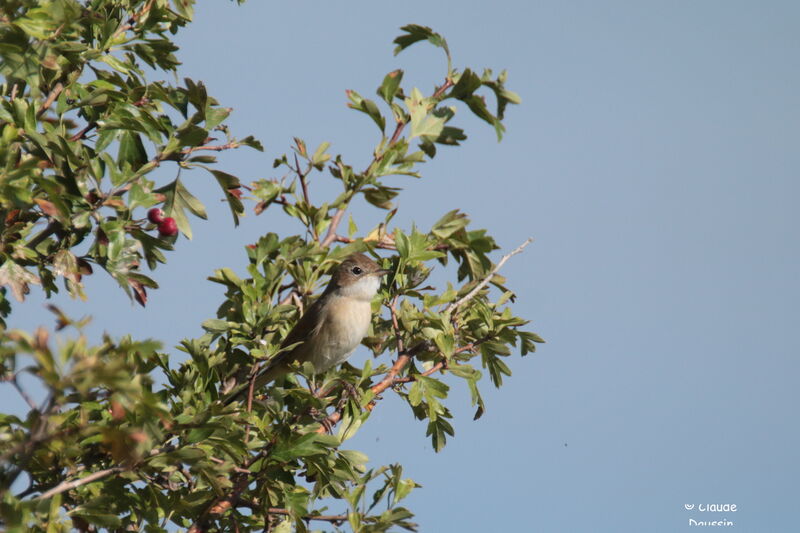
[227,253,390,402]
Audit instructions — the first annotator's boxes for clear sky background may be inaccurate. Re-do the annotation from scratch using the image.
[6,1,800,531]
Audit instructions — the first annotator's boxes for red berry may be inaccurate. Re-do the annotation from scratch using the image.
[148,208,164,224]
[158,217,178,237]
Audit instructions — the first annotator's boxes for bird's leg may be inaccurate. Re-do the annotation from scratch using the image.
[336,379,360,403]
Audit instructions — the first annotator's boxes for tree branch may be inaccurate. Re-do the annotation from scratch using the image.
[314,341,431,434]
[26,221,60,250]
[320,209,346,247]
[8,377,38,410]
[445,237,532,314]
[36,83,64,118]
[69,121,97,142]
[181,141,241,155]
[36,466,127,500]
[266,507,347,524]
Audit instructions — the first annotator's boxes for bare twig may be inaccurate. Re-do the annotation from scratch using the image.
[389,341,484,384]
[388,295,405,354]
[320,209,346,247]
[278,287,299,306]
[266,507,347,523]
[333,234,396,249]
[208,456,251,475]
[181,141,240,155]
[69,121,97,142]
[388,120,406,146]
[9,378,38,411]
[432,78,454,99]
[111,0,154,40]
[295,154,311,205]
[333,234,450,251]
[36,466,127,500]
[237,501,348,524]
[445,237,532,314]
[187,449,272,532]
[37,83,64,118]
[26,221,60,250]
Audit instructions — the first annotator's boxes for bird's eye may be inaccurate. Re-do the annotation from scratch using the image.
[351,266,363,275]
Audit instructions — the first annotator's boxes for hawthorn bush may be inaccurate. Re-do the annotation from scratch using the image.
[0,1,542,531]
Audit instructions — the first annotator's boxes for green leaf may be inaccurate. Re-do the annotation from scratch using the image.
[405,88,446,140]
[240,135,264,151]
[202,319,229,333]
[393,478,416,505]
[70,509,122,528]
[98,54,131,74]
[426,417,454,452]
[187,426,215,443]
[176,124,208,147]
[378,69,404,104]
[205,106,231,129]
[450,69,482,100]
[394,229,410,259]
[434,332,455,358]
[431,210,469,239]
[347,90,386,132]
[271,433,326,462]
[117,131,148,171]
[208,169,244,225]
[393,25,450,64]
[158,178,207,239]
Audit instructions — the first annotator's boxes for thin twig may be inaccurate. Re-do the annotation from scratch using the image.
[333,234,449,251]
[26,221,60,250]
[181,141,240,155]
[36,466,126,500]
[445,237,532,314]
[111,0,154,40]
[208,456,251,475]
[389,341,484,384]
[278,286,299,306]
[432,78,454,99]
[37,83,64,118]
[315,342,431,434]
[69,121,97,142]
[320,209,346,247]
[295,154,311,205]
[333,235,396,249]
[9,378,38,411]
[388,295,405,354]
[237,500,348,524]
[266,507,347,523]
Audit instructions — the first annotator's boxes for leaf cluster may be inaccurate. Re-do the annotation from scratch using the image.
[0,0,261,317]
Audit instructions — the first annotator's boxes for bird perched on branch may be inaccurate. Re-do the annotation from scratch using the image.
[225,252,390,404]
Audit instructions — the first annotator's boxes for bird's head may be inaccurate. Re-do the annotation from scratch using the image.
[327,253,391,300]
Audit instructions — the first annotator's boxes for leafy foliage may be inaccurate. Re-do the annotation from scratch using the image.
[0,6,542,532]
[0,0,261,317]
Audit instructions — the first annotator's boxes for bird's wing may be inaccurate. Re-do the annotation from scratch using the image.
[224,295,328,404]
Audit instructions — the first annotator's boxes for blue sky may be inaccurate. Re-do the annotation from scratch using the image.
[6,1,800,531]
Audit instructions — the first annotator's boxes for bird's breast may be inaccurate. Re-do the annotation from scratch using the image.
[310,296,372,371]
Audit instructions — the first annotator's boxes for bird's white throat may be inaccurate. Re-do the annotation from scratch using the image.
[336,274,381,301]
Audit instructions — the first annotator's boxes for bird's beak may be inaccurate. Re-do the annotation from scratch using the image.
[375,269,392,276]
